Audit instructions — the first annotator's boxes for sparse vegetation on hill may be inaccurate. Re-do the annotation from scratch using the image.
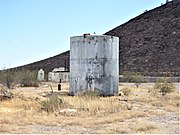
[105,1,180,76]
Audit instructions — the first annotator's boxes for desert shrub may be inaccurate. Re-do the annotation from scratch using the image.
[41,95,69,112]
[123,71,134,82]
[0,70,17,89]
[154,77,175,95]
[123,72,143,87]
[79,90,99,99]
[0,86,13,100]
[148,88,159,96]
[131,75,143,88]
[18,69,39,87]
[134,123,156,132]
[121,87,131,96]
[0,69,39,88]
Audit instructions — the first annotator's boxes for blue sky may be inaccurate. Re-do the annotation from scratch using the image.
[0,0,166,69]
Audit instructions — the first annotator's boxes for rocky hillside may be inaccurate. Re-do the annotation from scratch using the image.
[13,0,180,76]
[105,0,180,76]
[13,51,70,75]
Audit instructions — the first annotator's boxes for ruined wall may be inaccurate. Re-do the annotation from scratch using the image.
[70,35,119,96]
[37,69,44,81]
[48,72,69,83]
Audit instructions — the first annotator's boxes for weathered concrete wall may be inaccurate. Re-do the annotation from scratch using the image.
[48,72,69,83]
[60,72,69,82]
[70,35,119,96]
[37,69,44,81]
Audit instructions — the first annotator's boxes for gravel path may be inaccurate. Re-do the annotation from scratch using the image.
[150,113,179,123]
[21,124,96,134]
[149,113,180,134]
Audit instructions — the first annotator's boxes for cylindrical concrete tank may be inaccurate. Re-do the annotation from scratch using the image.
[70,34,119,96]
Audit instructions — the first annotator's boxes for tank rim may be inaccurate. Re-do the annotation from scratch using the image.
[70,35,119,38]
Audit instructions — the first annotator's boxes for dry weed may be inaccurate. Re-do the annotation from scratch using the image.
[60,96,124,116]
[133,122,157,132]
[0,124,24,133]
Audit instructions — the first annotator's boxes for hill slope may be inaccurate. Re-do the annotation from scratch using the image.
[105,0,180,76]
[13,0,180,76]
[14,51,70,74]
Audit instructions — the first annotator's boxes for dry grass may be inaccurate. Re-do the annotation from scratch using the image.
[0,124,25,133]
[0,82,179,134]
[60,96,124,116]
[133,122,157,132]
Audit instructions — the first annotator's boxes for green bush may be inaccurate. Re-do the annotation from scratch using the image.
[0,69,39,88]
[154,77,175,95]
[0,70,17,89]
[121,87,131,96]
[131,75,143,88]
[18,70,39,87]
[123,71,135,82]
[123,72,143,87]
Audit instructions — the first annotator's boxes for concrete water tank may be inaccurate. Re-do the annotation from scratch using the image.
[70,34,119,96]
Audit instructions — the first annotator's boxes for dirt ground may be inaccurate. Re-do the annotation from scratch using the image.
[0,82,179,134]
